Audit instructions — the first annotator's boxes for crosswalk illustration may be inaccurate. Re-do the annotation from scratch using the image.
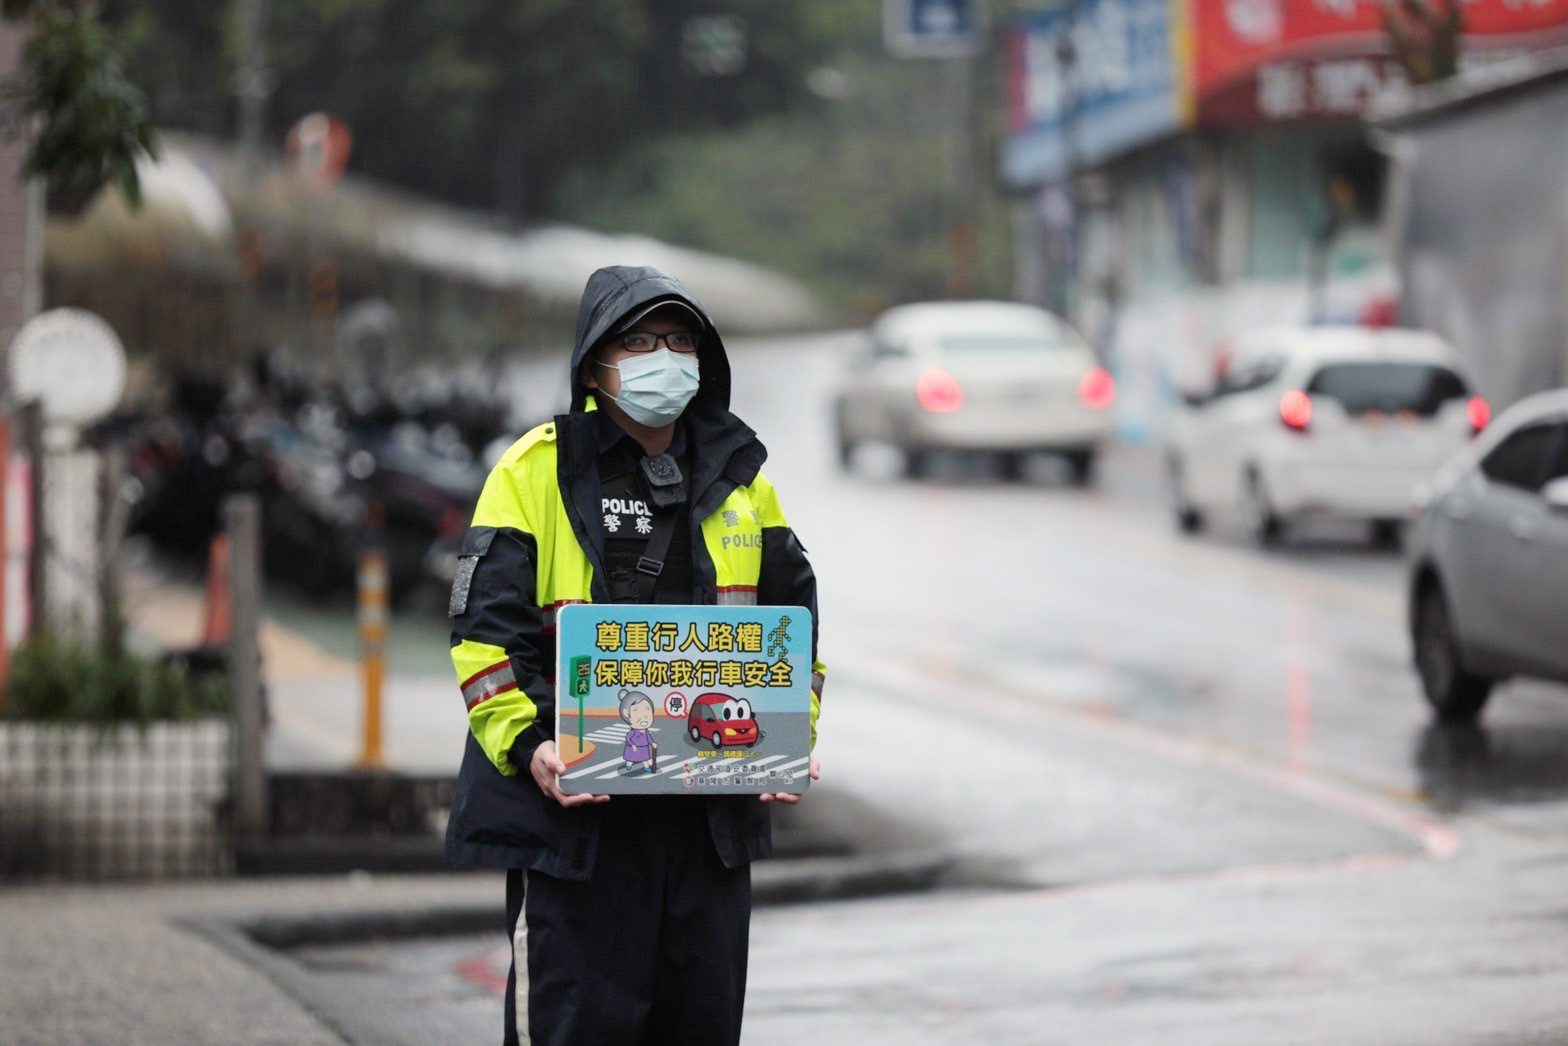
[559,721,809,783]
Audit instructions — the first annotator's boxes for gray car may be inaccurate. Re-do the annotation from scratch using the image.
[833,301,1116,483]
[1407,389,1568,722]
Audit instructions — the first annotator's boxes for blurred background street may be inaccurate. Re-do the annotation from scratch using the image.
[15,331,1554,1043]
[1,1,1568,1044]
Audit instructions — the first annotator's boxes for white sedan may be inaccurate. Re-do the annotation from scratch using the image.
[1167,326,1488,546]
[832,301,1116,483]
[1407,389,1568,722]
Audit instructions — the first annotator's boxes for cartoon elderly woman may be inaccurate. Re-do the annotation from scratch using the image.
[619,689,658,774]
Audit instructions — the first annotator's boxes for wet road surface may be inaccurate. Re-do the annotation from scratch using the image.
[278,333,1568,1043]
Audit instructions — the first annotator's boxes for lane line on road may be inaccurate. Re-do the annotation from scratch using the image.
[843,653,1460,864]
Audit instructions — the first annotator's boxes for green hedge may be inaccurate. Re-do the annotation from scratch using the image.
[2,634,230,725]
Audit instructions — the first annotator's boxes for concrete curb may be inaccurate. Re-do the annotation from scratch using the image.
[177,916,357,1043]
[172,849,954,1041]
[197,849,954,955]
[752,848,953,905]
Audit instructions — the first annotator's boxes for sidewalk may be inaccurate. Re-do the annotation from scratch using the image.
[0,873,494,1046]
[6,567,942,1041]
[0,803,948,1046]
[125,565,465,775]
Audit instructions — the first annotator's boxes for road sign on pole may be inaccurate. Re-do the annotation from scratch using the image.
[884,0,985,58]
[682,15,748,76]
[9,308,127,433]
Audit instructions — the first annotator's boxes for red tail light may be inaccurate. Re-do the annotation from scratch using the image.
[1280,390,1312,432]
[1078,367,1115,410]
[916,368,964,413]
[1466,395,1490,434]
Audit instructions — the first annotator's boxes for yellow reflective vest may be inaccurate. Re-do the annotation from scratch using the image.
[449,400,825,780]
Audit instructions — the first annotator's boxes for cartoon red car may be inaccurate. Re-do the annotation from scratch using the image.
[687,692,759,747]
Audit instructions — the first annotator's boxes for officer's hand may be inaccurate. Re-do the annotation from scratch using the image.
[530,741,611,807]
[760,756,819,805]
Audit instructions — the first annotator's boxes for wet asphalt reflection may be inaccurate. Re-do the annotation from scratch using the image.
[1416,722,1568,811]
[296,335,1568,1044]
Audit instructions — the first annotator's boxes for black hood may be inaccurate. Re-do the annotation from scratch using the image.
[570,265,732,413]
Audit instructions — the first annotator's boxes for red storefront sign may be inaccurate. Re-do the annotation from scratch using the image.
[1187,0,1568,124]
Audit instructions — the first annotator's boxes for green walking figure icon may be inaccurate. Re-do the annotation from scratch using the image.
[767,615,792,662]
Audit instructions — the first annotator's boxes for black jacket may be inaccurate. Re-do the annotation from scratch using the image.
[444,266,821,878]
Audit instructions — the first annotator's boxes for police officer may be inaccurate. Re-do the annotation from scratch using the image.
[446,265,825,1045]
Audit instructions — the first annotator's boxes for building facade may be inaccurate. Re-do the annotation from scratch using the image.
[1381,57,1568,405]
[1001,0,1568,438]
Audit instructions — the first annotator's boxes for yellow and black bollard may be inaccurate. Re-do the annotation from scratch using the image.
[357,548,388,769]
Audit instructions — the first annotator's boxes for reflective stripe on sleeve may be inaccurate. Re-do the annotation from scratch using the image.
[461,660,518,711]
[716,586,757,605]
[810,670,825,698]
[540,599,588,634]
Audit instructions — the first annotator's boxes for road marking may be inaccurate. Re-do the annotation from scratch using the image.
[750,755,808,779]
[845,651,1460,863]
[595,764,646,780]
[590,730,675,780]
[561,758,624,780]
[560,730,662,780]
[647,755,715,778]
[454,951,509,997]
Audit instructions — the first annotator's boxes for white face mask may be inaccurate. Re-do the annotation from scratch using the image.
[600,348,701,426]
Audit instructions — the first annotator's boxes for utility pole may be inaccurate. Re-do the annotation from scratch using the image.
[885,0,989,297]
[236,0,270,176]
[227,495,267,841]
[947,50,983,298]
[234,0,270,365]
[1054,22,1081,316]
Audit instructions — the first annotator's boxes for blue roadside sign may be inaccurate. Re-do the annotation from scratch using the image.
[1001,0,1181,188]
[885,0,984,58]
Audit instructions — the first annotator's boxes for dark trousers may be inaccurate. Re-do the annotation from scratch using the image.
[503,798,752,1046]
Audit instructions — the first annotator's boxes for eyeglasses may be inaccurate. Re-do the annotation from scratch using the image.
[615,330,701,354]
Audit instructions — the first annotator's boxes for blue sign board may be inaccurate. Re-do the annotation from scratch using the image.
[555,604,814,795]
[885,0,984,57]
[1002,0,1182,187]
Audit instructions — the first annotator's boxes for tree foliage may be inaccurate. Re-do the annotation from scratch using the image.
[3,0,159,212]
[556,49,1014,312]
[95,1,1013,307]
[101,0,858,218]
